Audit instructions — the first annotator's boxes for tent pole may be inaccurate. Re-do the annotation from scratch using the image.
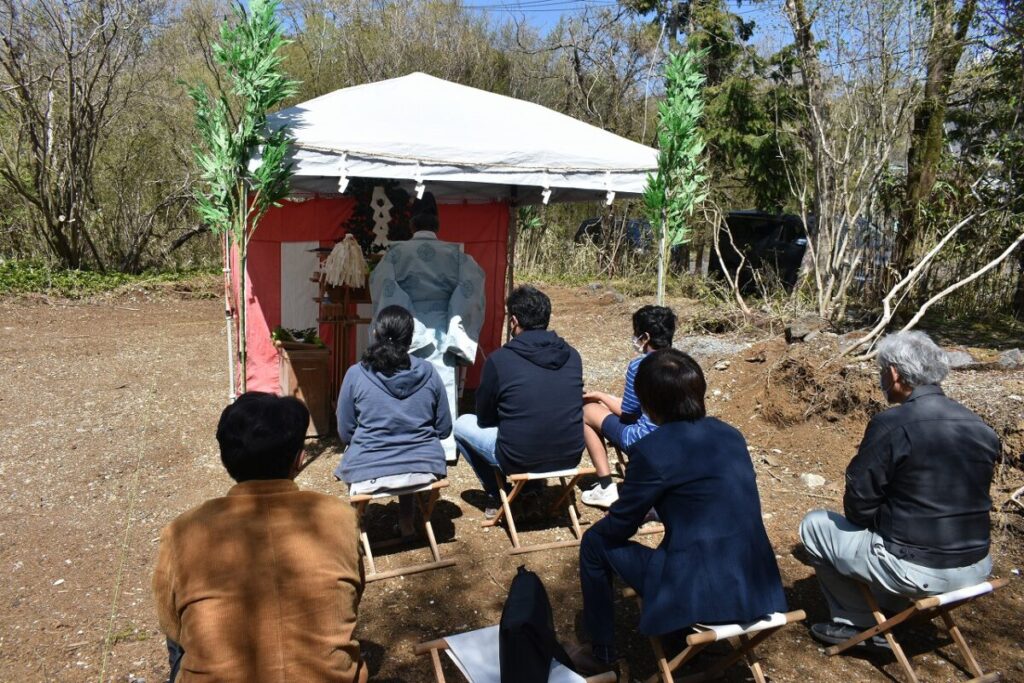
[222,229,236,401]
[505,186,518,342]
[657,207,667,305]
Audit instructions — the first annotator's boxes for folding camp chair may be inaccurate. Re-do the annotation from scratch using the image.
[824,578,1008,683]
[612,446,629,478]
[414,626,617,683]
[623,587,806,683]
[350,479,456,582]
[1010,484,1024,513]
[482,466,595,554]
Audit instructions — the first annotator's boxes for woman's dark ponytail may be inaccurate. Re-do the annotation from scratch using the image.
[362,305,414,376]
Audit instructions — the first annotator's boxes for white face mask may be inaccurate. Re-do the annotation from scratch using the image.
[631,335,645,354]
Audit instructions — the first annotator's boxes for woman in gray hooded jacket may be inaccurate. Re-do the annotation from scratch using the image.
[335,305,451,536]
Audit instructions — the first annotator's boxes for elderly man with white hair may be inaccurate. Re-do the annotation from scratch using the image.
[799,331,1000,648]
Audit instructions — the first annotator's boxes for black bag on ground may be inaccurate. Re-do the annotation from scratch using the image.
[499,565,575,682]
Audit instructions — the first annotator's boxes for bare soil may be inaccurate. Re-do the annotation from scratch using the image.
[0,284,1021,683]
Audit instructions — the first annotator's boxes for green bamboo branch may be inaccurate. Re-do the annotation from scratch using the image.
[186,0,300,394]
[644,48,709,303]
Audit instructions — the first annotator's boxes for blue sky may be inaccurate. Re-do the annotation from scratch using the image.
[461,0,619,31]
[461,0,791,49]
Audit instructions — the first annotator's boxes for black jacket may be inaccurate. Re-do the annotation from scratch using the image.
[476,329,585,474]
[844,385,1000,569]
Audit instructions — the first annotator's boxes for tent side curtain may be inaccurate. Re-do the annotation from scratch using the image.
[234,197,509,394]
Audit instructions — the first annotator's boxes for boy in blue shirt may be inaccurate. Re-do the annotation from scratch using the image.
[581,305,676,508]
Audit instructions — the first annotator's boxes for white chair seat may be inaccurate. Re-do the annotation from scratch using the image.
[516,468,584,480]
[920,581,995,608]
[355,481,443,499]
[693,612,790,642]
[444,625,585,683]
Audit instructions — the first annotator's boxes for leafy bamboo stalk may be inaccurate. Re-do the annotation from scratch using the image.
[187,0,299,395]
[644,49,709,304]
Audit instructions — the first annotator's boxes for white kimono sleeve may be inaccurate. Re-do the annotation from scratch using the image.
[369,251,434,354]
[442,252,486,365]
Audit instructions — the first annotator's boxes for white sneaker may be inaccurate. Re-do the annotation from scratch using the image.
[581,482,619,508]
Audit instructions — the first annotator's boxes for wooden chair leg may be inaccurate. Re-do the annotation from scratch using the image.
[487,471,595,553]
[859,584,920,683]
[739,634,767,683]
[685,626,775,682]
[648,635,676,683]
[352,485,457,582]
[649,641,712,683]
[416,489,444,563]
[552,475,586,539]
[549,473,584,512]
[825,601,919,654]
[613,446,628,478]
[632,593,711,683]
[481,470,508,526]
[498,480,525,549]
[567,496,583,538]
[428,647,446,683]
[354,500,377,575]
[359,529,376,575]
[938,608,986,679]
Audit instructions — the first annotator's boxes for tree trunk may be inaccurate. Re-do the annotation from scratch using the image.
[783,0,827,231]
[1014,247,1024,319]
[893,0,977,276]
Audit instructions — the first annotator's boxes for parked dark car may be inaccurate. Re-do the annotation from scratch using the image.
[574,216,654,251]
[574,211,808,290]
[708,211,808,290]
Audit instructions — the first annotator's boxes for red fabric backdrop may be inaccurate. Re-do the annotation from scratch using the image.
[234,197,508,395]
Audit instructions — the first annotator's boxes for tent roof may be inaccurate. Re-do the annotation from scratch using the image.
[260,72,657,204]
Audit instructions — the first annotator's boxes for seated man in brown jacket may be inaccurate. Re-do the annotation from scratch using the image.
[153,392,366,683]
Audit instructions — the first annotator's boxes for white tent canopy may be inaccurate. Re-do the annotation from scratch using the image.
[257,72,658,204]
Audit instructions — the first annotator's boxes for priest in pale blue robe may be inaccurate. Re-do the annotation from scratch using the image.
[369,204,486,461]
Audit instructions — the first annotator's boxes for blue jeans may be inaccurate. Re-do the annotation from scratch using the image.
[167,638,184,682]
[800,510,992,627]
[453,414,501,498]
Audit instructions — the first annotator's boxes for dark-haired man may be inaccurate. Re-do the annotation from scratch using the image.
[369,192,486,462]
[454,285,585,518]
[572,349,786,674]
[153,392,366,683]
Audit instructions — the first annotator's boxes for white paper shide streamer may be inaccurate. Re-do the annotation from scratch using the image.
[321,234,368,289]
[370,186,393,247]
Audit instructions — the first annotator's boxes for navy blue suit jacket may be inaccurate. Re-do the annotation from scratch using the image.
[591,417,787,635]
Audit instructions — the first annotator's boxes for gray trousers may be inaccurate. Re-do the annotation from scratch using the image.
[799,510,991,627]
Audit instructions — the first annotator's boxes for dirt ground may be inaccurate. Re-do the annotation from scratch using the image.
[1,284,1022,683]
